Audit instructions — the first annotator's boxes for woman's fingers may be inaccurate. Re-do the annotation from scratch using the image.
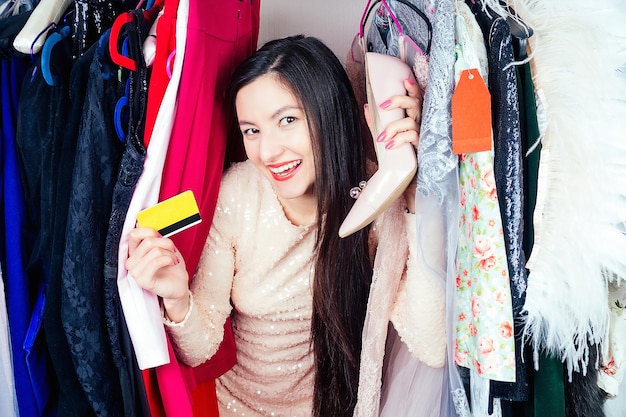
[363,77,424,150]
[126,241,188,300]
[381,94,422,123]
[376,115,420,149]
[128,227,161,256]
[404,77,422,101]
[379,78,422,117]
[125,226,190,303]
[128,243,177,274]
[375,77,423,149]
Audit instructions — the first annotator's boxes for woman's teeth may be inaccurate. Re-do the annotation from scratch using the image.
[270,160,301,174]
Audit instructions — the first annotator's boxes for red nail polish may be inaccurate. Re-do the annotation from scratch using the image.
[379,99,392,109]
[385,140,395,150]
[406,77,415,85]
[376,131,387,142]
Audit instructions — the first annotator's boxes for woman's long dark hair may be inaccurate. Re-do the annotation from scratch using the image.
[227,35,373,416]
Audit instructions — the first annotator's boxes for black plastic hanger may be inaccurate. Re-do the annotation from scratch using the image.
[502,2,533,60]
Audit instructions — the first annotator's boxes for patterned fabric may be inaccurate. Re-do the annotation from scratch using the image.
[356,4,450,417]
[60,39,127,416]
[453,1,516,384]
[102,122,149,417]
[467,0,527,316]
[104,8,148,368]
[41,43,98,417]
[414,0,458,200]
[455,150,515,382]
[399,1,473,416]
[466,0,530,401]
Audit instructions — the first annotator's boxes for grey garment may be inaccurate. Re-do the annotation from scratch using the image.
[413,0,457,200]
[365,0,457,200]
[366,2,472,417]
[365,0,431,58]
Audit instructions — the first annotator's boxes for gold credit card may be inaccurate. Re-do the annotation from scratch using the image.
[136,190,202,237]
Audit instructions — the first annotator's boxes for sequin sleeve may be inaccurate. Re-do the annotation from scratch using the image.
[164,181,238,367]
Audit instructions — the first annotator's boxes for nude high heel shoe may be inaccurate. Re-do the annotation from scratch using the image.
[339,52,417,238]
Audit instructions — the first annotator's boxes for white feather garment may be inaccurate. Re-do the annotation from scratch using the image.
[502,0,626,376]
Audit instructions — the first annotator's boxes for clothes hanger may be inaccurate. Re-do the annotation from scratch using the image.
[109,12,138,71]
[114,78,130,142]
[26,20,55,61]
[469,0,533,60]
[13,0,73,54]
[109,7,156,71]
[504,6,533,60]
[360,0,433,56]
[360,0,402,41]
[40,24,71,86]
[498,0,533,39]
[114,38,131,142]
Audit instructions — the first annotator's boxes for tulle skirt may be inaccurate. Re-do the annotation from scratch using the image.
[380,324,445,417]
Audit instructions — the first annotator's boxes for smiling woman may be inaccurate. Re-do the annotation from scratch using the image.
[126,35,434,417]
[235,75,316,225]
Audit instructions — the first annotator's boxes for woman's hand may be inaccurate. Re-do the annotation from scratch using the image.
[364,77,423,213]
[126,227,191,322]
[364,77,423,150]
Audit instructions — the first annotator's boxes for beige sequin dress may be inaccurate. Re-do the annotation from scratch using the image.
[164,160,446,417]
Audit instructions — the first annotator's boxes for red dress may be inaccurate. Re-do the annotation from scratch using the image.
[145,0,260,416]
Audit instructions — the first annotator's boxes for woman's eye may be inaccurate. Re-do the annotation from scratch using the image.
[279,116,296,126]
[242,127,259,136]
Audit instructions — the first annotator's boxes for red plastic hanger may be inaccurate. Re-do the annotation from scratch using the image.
[109,12,137,71]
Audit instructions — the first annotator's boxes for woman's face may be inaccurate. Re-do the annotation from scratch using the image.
[236,74,316,205]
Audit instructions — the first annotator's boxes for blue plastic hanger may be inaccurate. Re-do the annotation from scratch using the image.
[40,24,70,86]
[114,79,130,143]
[114,38,131,142]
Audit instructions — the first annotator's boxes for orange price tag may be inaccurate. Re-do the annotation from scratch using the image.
[451,68,492,154]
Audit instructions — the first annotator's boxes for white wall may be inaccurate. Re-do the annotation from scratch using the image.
[258,0,366,63]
